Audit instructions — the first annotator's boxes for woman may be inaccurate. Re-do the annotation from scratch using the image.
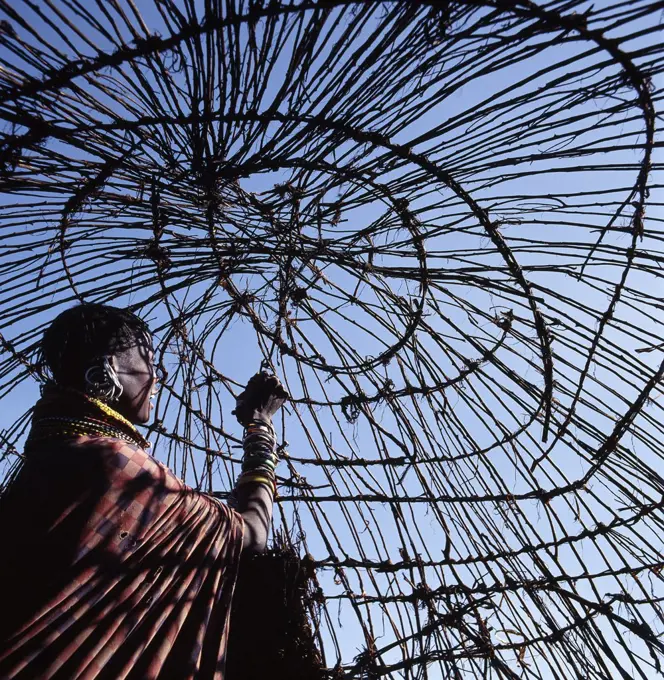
[0,303,287,679]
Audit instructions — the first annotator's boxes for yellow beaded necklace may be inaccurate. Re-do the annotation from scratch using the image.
[85,394,150,448]
[27,386,150,450]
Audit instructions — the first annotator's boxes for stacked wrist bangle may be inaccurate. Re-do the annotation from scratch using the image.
[234,418,278,495]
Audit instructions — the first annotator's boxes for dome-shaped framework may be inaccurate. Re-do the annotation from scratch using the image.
[1,0,663,677]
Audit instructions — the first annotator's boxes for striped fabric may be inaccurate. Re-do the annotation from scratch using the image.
[0,436,244,679]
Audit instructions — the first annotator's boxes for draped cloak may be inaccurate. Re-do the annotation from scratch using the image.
[0,435,244,679]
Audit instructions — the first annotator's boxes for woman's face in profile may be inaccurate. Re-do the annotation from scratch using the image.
[113,332,158,424]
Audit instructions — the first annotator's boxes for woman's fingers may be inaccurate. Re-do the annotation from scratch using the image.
[249,372,288,398]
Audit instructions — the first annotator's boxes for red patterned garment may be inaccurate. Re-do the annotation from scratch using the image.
[0,436,244,679]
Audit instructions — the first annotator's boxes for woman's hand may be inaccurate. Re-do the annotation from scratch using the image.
[232,371,288,427]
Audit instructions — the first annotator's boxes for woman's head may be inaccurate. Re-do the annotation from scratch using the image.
[40,303,158,424]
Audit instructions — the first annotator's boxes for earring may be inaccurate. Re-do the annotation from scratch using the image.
[84,357,123,402]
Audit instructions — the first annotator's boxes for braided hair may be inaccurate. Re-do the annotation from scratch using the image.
[39,303,150,388]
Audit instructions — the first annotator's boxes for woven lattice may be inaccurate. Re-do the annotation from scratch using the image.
[1,1,664,677]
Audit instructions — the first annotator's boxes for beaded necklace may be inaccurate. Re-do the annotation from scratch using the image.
[27,386,150,450]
